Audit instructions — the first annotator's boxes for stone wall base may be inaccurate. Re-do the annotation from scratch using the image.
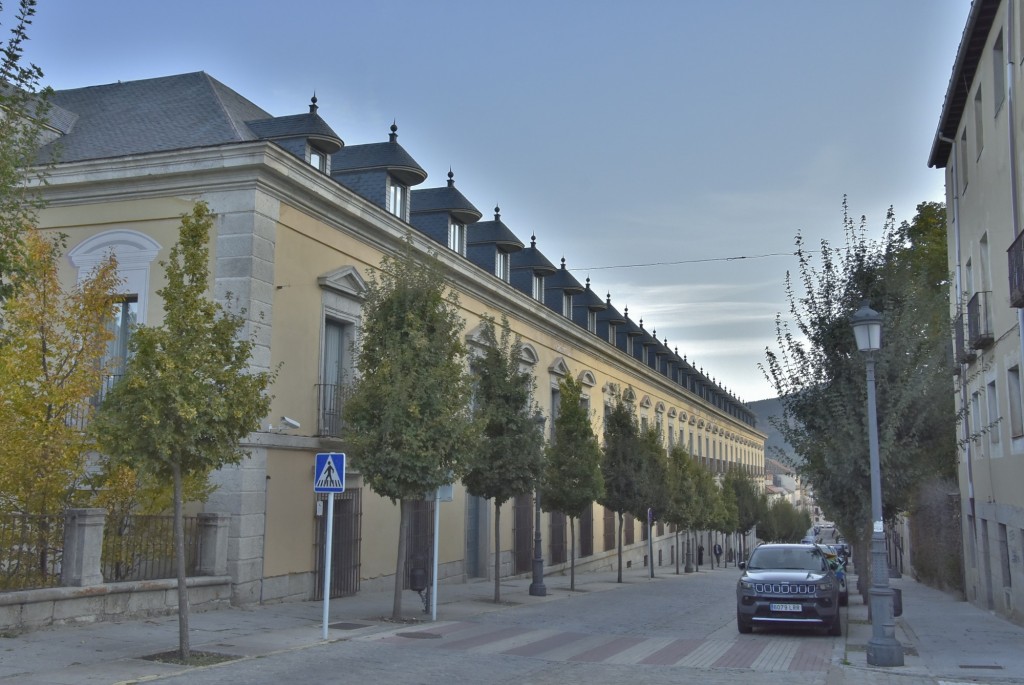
[0,576,231,633]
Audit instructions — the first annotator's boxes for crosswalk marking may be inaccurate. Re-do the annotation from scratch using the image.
[369,622,834,672]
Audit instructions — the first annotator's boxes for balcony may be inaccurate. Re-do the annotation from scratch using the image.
[66,374,122,431]
[954,312,976,365]
[1009,231,1024,307]
[316,383,345,438]
[967,291,994,350]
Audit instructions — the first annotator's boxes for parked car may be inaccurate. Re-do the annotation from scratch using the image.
[736,543,842,635]
[819,544,849,606]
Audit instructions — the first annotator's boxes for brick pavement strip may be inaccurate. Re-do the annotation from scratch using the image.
[751,638,800,671]
[712,638,767,668]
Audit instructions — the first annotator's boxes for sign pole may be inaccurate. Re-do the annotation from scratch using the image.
[431,487,440,621]
[314,452,345,641]
[322,493,334,640]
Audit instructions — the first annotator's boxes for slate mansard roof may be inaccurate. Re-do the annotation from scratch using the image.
[411,171,483,225]
[35,70,759,428]
[38,72,274,163]
[331,123,427,186]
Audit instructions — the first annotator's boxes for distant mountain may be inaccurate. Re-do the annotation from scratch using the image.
[747,396,798,464]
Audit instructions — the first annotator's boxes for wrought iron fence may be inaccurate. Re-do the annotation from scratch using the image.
[102,514,200,582]
[0,513,65,591]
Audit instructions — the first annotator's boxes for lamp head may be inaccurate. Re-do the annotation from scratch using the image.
[850,299,882,352]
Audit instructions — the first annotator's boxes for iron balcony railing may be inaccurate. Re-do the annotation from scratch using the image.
[316,383,346,438]
[66,374,122,431]
[954,311,976,365]
[1009,231,1024,308]
[967,291,995,350]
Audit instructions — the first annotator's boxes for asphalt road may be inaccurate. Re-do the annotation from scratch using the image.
[150,569,842,685]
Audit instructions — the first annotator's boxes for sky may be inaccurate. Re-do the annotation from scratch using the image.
[20,1,971,403]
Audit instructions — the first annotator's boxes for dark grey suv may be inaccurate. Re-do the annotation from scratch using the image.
[736,543,841,635]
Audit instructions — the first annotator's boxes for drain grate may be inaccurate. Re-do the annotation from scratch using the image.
[329,622,370,630]
[396,631,442,639]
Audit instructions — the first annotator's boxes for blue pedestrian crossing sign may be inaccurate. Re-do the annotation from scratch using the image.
[314,453,345,493]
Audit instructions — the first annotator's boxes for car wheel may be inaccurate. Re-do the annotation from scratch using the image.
[737,614,753,634]
[828,614,842,636]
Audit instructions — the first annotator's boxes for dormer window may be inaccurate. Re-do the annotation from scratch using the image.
[308,145,327,173]
[532,274,545,301]
[388,177,408,220]
[496,251,511,281]
[562,293,572,318]
[448,221,466,255]
[626,336,634,356]
[607,322,616,344]
[588,310,597,334]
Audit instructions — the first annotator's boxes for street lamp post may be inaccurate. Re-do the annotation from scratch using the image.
[851,300,904,667]
[529,413,547,597]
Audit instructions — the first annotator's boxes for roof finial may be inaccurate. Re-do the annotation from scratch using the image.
[639,317,645,329]
[560,257,567,270]
[447,168,455,187]
[494,205,501,220]
[606,292,611,305]
[624,306,629,317]
[389,120,398,142]
[585,277,591,289]
[531,233,537,248]
[309,93,318,114]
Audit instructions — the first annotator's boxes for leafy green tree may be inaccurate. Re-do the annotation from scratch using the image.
[714,474,739,561]
[689,460,720,568]
[663,445,697,574]
[762,198,956,596]
[464,315,543,602]
[599,389,643,582]
[759,499,811,543]
[636,425,669,555]
[343,239,478,618]
[0,0,50,313]
[897,201,948,292]
[723,466,764,554]
[93,202,275,661]
[541,373,603,590]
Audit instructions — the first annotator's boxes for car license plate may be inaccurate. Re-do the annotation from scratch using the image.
[770,603,802,612]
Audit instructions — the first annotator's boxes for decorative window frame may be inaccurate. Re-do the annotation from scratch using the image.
[318,265,367,375]
[68,230,162,325]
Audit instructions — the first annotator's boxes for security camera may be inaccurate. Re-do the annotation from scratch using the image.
[280,416,300,430]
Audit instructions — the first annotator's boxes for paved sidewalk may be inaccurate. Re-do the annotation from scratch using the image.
[840,572,1024,684]
[1,564,1022,684]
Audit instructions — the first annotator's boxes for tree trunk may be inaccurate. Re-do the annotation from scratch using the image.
[616,511,623,583]
[570,517,576,591]
[173,462,190,661]
[493,500,501,603]
[857,524,872,609]
[674,530,680,574]
[392,499,409,620]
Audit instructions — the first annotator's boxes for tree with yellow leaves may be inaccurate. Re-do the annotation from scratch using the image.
[0,230,120,587]
[0,231,120,512]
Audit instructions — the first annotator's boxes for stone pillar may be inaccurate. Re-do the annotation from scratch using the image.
[198,512,230,576]
[61,508,106,587]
